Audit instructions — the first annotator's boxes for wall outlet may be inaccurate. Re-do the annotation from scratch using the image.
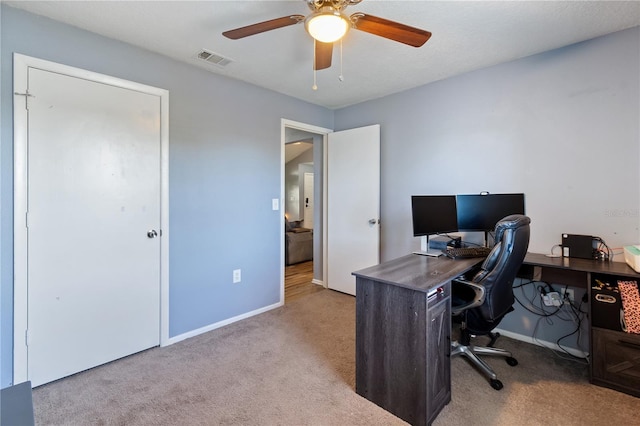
[560,288,574,304]
[543,292,562,307]
[233,269,241,284]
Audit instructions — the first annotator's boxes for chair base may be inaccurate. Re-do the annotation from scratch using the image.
[451,340,517,390]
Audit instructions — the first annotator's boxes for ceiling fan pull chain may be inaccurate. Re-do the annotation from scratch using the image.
[338,39,344,82]
[312,39,318,90]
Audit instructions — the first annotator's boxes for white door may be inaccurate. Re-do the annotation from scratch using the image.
[326,125,380,295]
[25,67,161,386]
[303,172,314,229]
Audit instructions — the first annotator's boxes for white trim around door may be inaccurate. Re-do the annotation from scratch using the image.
[12,53,170,385]
[280,119,332,303]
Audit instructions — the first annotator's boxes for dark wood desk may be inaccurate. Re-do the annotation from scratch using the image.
[354,252,640,426]
[353,254,482,426]
[521,253,640,397]
[522,252,640,288]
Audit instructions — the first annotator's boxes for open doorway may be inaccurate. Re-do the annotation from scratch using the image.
[281,121,380,301]
[282,121,330,303]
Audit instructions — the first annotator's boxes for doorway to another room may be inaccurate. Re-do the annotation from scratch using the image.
[284,260,320,303]
[283,125,326,303]
[281,120,380,302]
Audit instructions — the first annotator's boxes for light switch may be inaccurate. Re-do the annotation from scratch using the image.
[272,198,279,210]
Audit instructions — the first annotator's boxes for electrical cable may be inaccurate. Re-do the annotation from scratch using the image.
[562,296,589,359]
[512,278,588,362]
[532,309,588,363]
[513,280,561,317]
[546,244,562,258]
[555,309,588,362]
[593,236,613,261]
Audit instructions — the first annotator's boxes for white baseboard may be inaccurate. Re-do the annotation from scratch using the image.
[311,278,324,287]
[494,328,589,359]
[163,301,284,346]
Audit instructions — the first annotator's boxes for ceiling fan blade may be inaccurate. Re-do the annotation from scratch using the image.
[350,13,432,47]
[314,41,333,70]
[223,15,305,39]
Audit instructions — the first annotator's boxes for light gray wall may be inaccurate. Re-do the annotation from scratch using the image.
[334,27,639,351]
[0,6,333,387]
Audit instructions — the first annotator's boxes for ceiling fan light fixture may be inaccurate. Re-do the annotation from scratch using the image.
[305,9,350,43]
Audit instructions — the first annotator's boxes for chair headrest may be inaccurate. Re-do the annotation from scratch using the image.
[494,214,531,242]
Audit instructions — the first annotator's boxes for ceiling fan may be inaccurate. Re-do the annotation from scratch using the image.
[222,0,432,72]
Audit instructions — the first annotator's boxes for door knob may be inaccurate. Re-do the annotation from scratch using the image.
[147,230,158,238]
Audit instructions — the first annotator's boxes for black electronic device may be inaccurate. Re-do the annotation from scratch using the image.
[428,235,462,251]
[411,195,458,256]
[448,236,462,248]
[411,195,458,237]
[562,234,594,259]
[591,277,623,331]
[456,193,525,232]
[443,246,492,259]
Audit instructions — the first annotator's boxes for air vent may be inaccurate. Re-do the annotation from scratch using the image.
[196,49,233,67]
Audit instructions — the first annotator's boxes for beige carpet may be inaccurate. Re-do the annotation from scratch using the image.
[33,290,637,425]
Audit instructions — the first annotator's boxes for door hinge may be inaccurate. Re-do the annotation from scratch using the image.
[25,212,29,229]
[25,329,30,346]
[14,91,34,110]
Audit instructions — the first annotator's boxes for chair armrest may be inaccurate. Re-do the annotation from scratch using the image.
[451,278,486,316]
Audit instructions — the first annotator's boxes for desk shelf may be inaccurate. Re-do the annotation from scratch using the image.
[588,272,640,397]
[523,254,640,398]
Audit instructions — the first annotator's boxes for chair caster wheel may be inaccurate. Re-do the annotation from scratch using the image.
[506,357,518,366]
[490,379,504,390]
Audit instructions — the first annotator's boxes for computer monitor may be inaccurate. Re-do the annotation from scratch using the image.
[411,195,458,237]
[456,193,525,232]
[411,195,458,256]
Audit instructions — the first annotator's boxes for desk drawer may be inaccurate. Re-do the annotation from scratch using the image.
[591,327,640,397]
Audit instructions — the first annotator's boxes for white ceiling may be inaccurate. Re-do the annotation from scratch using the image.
[6,1,640,109]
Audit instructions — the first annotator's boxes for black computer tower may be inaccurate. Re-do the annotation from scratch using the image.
[562,234,594,259]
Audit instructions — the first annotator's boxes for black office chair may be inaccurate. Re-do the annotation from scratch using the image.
[450,214,531,390]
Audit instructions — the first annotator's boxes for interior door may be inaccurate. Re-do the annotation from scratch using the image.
[326,125,380,295]
[25,67,161,387]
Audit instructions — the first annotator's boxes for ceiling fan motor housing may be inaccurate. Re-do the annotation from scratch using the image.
[306,0,363,13]
[305,7,351,43]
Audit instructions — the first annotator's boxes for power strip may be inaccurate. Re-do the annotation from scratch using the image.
[543,292,562,307]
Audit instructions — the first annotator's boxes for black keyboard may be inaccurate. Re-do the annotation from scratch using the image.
[444,246,492,259]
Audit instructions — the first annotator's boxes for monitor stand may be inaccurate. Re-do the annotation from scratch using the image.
[413,235,443,257]
[484,230,492,248]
